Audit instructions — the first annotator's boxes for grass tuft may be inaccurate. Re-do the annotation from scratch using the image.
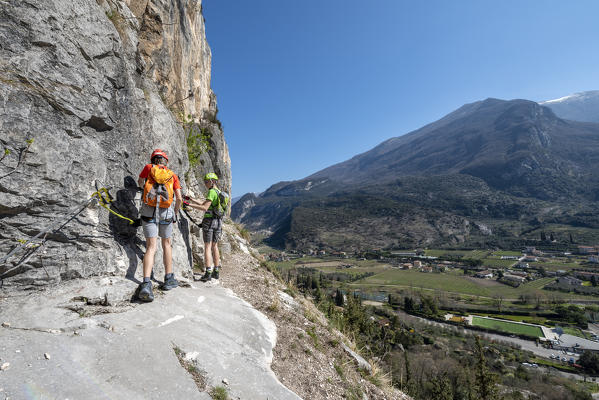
[209,386,229,400]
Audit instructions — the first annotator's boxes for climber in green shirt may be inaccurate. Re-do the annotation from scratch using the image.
[183,172,223,281]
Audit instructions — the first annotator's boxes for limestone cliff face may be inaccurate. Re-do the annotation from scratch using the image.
[0,0,230,287]
[128,0,231,191]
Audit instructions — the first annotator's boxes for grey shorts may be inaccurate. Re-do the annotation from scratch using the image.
[142,217,173,239]
[202,218,222,243]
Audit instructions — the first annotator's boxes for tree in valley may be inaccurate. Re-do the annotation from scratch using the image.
[334,288,344,306]
[492,294,504,313]
[579,351,599,375]
[555,304,588,328]
[534,292,546,309]
[429,374,453,400]
[404,296,415,313]
[419,294,439,317]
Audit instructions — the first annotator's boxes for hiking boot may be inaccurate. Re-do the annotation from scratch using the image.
[200,270,212,282]
[137,281,154,302]
[212,268,220,280]
[161,275,179,291]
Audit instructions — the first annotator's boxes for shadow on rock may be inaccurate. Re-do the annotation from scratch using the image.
[107,176,145,284]
[177,213,194,269]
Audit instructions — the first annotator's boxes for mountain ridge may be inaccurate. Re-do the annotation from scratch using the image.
[233,96,599,250]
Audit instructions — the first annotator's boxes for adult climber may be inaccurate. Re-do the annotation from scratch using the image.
[136,149,182,302]
[183,172,224,282]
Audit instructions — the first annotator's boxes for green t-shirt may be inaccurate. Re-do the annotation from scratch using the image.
[205,188,219,218]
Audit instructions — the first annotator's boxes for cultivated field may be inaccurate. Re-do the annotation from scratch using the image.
[266,252,599,304]
[273,257,389,277]
[533,261,582,272]
[353,270,592,300]
[471,316,544,337]
[297,261,348,268]
[357,269,490,296]
[480,258,517,268]
[423,249,491,259]
[491,251,522,257]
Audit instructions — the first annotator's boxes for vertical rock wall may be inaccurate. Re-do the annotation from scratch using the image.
[0,0,230,287]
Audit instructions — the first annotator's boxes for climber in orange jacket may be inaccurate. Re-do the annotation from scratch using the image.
[136,149,182,302]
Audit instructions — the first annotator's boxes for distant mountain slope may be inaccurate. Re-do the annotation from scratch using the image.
[308,98,599,200]
[233,97,599,250]
[541,90,599,123]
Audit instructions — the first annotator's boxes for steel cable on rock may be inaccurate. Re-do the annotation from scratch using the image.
[0,186,137,285]
[0,196,98,285]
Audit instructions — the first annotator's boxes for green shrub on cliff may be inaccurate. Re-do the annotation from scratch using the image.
[180,113,211,167]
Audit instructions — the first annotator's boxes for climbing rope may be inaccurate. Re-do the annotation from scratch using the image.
[181,205,203,228]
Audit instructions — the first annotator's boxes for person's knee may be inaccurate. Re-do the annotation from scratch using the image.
[146,239,158,252]
[162,237,172,249]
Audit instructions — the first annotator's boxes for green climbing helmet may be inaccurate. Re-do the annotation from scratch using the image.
[204,172,218,181]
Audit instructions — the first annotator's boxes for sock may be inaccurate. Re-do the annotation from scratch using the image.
[143,277,151,283]
[206,266,213,273]
[214,265,221,270]
[165,273,174,280]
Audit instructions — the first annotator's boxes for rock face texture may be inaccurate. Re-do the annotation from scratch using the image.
[0,0,230,287]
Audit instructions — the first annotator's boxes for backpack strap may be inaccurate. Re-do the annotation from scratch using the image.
[154,191,161,224]
[213,188,222,218]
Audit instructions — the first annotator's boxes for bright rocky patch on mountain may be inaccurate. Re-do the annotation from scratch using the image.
[541,90,599,123]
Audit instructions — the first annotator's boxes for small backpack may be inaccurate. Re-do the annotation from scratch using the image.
[143,165,175,209]
[212,188,230,218]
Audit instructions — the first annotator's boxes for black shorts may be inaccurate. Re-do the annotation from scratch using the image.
[202,218,222,243]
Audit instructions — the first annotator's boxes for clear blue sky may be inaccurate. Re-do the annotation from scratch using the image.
[203,0,599,196]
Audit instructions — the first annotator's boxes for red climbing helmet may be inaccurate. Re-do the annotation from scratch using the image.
[150,149,168,162]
